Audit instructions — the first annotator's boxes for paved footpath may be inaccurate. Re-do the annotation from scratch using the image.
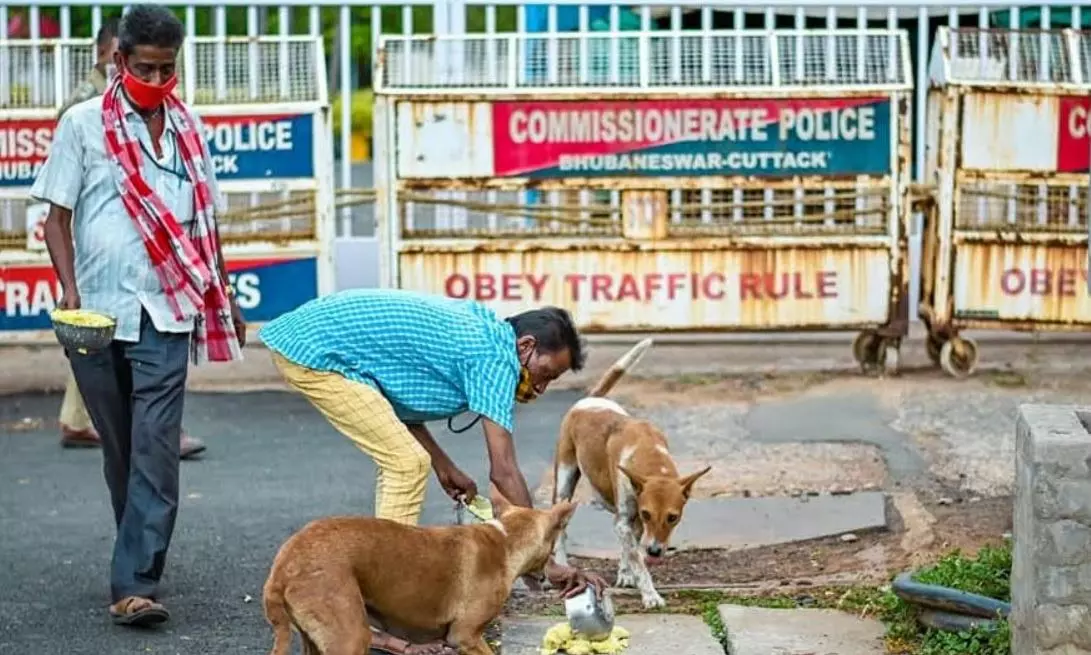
[0,389,577,654]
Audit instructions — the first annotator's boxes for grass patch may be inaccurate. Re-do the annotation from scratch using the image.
[877,541,1012,655]
[620,545,1011,655]
[513,547,1010,655]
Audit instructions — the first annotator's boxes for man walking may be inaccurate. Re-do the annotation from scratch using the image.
[32,5,245,626]
[55,16,207,460]
[260,289,608,654]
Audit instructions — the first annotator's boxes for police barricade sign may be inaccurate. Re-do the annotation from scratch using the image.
[0,35,334,342]
[375,30,915,374]
[918,27,1091,378]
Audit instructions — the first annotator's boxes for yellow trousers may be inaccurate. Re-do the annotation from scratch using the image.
[59,370,93,431]
[271,353,431,525]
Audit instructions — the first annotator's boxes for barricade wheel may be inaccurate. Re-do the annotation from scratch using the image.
[939,337,979,379]
[926,335,945,366]
[881,340,901,376]
[852,330,882,373]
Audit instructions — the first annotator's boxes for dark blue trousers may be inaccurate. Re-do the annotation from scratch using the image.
[68,311,190,602]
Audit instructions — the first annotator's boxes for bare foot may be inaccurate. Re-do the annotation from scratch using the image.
[372,635,458,655]
[403,641,458,655]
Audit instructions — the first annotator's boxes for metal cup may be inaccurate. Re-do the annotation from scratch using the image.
[564,584,615,641]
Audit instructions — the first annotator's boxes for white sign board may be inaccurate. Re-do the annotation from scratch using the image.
[25,202,48,252]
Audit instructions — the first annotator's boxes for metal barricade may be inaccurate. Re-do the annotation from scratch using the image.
[374,27,915,373]
[920,26,1091,378]
[0,34,335,343]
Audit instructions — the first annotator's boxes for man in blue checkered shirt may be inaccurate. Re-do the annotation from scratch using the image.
[260,290,607,627]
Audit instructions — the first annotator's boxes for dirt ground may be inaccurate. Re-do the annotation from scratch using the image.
[519,358,1088,607]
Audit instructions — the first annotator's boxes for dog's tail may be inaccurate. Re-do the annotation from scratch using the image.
[585,338,654,398]
[262,577,294,655]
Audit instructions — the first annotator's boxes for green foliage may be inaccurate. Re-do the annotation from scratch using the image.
[878,541,1013,655]
[913,544,1012,603]
[331,90,374,138]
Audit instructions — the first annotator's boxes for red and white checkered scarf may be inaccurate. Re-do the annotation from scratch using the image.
[100,76,242,365]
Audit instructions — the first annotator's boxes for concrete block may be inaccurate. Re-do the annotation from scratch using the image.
[718,604,885,655]
[565,492,887,559]
[500,614,722,655]
[1013,404,1091,655]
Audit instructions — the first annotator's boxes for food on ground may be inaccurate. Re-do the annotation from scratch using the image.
[541,622,630,655]
[50,309,115,328]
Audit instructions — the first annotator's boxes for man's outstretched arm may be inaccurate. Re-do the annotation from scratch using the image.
[482,418,609,597]
[482,418,534,508]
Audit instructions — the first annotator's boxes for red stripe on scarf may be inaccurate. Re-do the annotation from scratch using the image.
[100,77,241,364]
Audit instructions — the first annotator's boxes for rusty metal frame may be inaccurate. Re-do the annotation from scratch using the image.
[921,26,1091,339]
[375,28,915,336]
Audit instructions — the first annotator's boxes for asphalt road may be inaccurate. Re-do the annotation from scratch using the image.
[0,389,580,655]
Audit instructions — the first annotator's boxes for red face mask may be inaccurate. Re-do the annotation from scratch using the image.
[121,67,177,111]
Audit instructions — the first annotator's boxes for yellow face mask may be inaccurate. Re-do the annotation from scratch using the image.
[516,365,539,404]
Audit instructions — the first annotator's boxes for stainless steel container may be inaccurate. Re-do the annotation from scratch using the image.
[564,585,615,641]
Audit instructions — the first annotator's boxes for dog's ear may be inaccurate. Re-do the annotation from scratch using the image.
[548,501,578,531]
[489,483,513,518]
[679,466,712,499]
[618,465,647,494]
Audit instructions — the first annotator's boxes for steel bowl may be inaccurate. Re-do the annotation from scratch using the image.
[50,310,117,353]
[564,584,615,641]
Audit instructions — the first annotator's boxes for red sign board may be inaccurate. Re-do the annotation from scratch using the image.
[489,97,892,179]
[1057,96,1090,173]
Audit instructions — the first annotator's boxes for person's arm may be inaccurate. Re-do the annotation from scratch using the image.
[31,112,85,303]
[482,418,534,508]
[406,423,460,476]
[43,206,77,303]
[457,356,528,503]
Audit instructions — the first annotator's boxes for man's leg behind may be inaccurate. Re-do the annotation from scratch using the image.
[60,368,101,447]
[111,314,189,614]
[271,353,431,525]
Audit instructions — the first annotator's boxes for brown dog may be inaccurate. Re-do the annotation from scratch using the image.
[551,338,711,608]
[262,493,577,655]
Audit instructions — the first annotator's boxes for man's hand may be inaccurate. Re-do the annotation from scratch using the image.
[435,460,478,501]
[229,296,246,347]
[58,289,81,310]
[544,559,610,599]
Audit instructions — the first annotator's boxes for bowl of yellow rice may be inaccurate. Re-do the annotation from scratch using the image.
[50,309,117,353]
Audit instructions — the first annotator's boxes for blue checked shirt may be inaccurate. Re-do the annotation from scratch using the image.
[259,289,522,433]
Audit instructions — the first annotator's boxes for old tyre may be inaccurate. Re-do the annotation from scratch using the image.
[925,335,945,366]
[881,340,901,376]
[852,330,881,372]
[939,337,979,379]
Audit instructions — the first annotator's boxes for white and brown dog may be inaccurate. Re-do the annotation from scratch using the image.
[551,338,711,608]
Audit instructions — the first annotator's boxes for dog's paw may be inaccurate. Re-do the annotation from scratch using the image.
[641,591,666,609]
[615,571,638,588]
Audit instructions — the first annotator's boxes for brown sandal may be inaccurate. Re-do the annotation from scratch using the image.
[109,596,170,627]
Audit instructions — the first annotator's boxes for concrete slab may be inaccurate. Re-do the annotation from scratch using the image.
[501,614,723,655]
[565,493,887,559]
[718,605,886,655]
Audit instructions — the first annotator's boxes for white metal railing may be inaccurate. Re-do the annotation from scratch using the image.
[0,35,326,109]
[376,29,913,93]
[0,2,1088,243]
[931,26,1091,87]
